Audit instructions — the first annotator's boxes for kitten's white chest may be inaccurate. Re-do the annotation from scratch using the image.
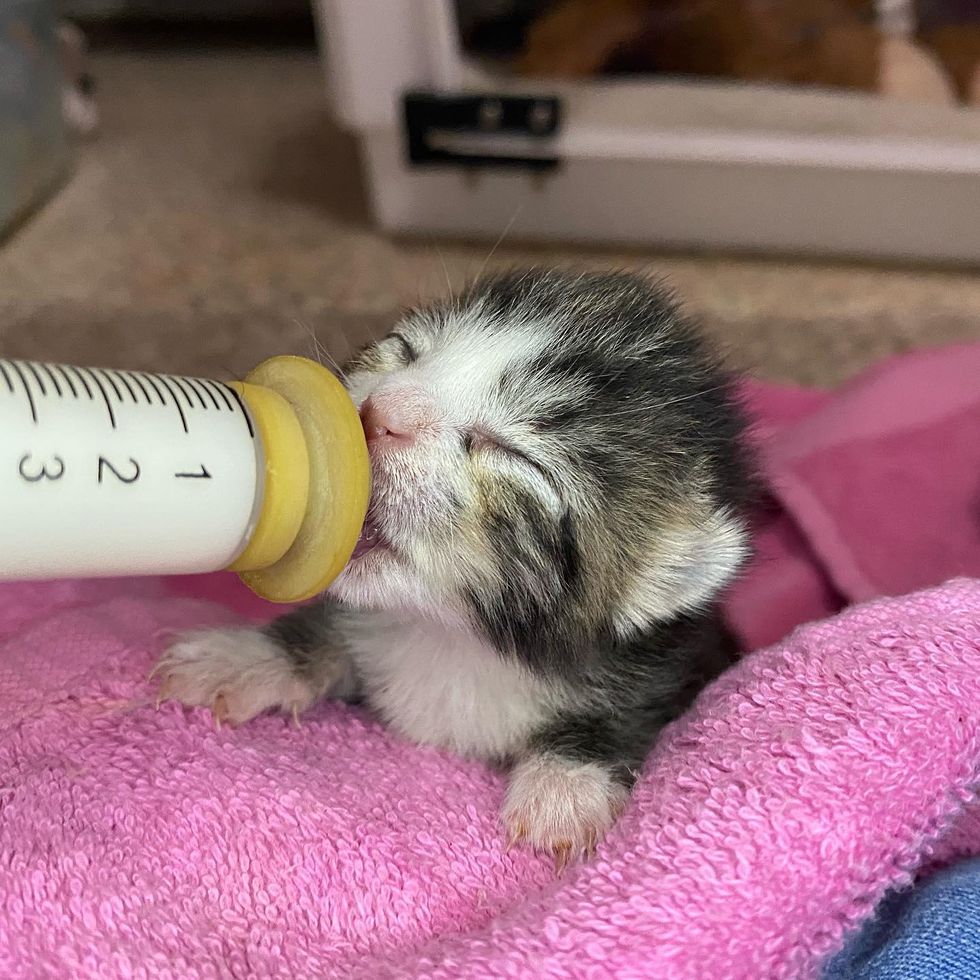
[343,612,555,759]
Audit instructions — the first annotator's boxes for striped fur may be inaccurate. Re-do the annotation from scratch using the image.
[156,269,754,864]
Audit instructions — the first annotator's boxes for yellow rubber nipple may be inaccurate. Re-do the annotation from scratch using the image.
[225,356,370,603]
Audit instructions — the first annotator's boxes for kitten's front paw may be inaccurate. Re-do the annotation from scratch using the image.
[502,754,630,872]
[153,628,316,727]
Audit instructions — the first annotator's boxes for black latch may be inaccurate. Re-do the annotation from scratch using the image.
[403,92,562,171]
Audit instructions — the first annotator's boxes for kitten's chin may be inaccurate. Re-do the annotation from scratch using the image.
[329,546,406,610]
[329,552,461,626]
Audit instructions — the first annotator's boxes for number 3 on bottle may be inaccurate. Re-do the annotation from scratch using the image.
[18,454,65,483]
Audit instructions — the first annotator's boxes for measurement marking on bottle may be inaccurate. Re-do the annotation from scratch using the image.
[19,453,65,482]
[26,362,47,396]
[184,378,209,410]
[68,365,93,399]
[2,360,253,440]
[157,376,189,433]
[206,380,235,412]
[83,367,116,429]
[191,378,221,411]
[137,372,167,406]
[167,376,195,410]
[98,456,141,485]
[225,384,255,438]
[55,364,77,398]
[97,368,123,402]
[175,464,212,479]
[9,362,37,423]
[41,364,62,397]
[173,376,205,410]
[128,372,152,404]
[111,370,139,403]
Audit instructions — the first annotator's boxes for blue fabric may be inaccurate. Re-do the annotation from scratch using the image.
[824,857,980,980]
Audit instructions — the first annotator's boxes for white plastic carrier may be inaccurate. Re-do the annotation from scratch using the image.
[315,0,980,264]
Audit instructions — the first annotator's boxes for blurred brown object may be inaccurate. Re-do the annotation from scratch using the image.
[917,24,980,102]
[517,0,883,90]
[515,0,974,104]
[515,0,648,77]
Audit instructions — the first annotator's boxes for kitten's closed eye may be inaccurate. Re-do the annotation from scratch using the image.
[463,430,555,487]
[388,332,418,365]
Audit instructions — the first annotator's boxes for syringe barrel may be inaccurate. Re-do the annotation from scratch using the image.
[0,356,370,602]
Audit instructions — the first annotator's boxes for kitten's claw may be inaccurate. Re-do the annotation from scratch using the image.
[212,693,228,729]
[553,841,572,875]
[505,823,527,853]
[150,628,317,727]
[291,704,302,730]
[502,755,629,871]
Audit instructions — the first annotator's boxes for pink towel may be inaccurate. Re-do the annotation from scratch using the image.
[726,342,980,650]
[0,573,978,979]
[1,343,979,978]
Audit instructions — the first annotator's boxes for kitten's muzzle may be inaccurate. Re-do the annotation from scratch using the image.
[359,386,436,449]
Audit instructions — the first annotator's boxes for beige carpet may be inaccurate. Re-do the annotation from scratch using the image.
[2,48,980,386]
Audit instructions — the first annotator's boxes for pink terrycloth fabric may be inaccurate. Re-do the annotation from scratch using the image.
[0,574,978,979]
[2,343,979,978]
[726,342,980,650]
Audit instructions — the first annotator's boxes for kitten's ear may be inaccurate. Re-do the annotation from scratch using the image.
[613,505,748,637]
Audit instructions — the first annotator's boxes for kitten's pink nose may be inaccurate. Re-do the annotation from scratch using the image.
[359,389,434,446]
[360,397,406,444]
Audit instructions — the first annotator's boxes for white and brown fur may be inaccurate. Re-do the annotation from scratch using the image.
[156,269,754,868]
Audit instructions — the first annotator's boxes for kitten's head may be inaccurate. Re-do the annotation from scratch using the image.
[330,269,751,665]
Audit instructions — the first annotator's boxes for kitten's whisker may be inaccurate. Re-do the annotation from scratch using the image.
[294,318,344,376]
[431,239,455,297]
[652,383,732,410]
[588,384,733,423]
[474,203,524,283]
[293,317,326,365]
[331,321,356,361]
